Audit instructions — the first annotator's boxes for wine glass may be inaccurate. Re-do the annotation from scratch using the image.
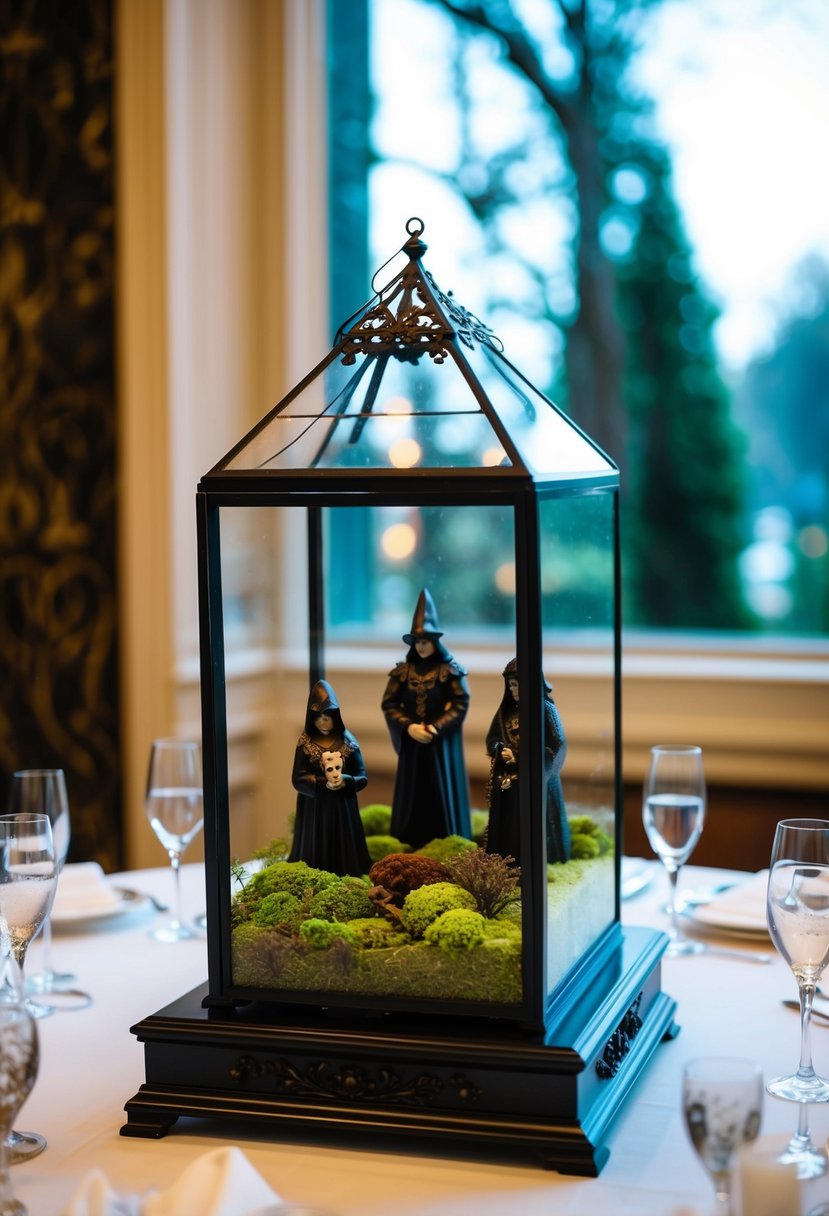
[682,1056,763,1215]
[0,813,55,1167]
[642,744,706,956]
[775,1101,828,1181]
[145,739,204,942]
[0,954,38,1213]
[7,770,91,1011]
[766,818,829,1103]
[0,815,57,1018]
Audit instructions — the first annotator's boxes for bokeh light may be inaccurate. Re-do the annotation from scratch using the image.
[389,438,422,468]
[381,522,418,561]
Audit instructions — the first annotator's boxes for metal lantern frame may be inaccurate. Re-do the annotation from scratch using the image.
[197,218,622,1028]
[124,220,676,1172]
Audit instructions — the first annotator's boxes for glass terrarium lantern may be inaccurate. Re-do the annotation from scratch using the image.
[125,219,675,1172]
[195,218,619,1026]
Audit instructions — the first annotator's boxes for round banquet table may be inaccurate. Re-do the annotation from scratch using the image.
[14,861,829,1215]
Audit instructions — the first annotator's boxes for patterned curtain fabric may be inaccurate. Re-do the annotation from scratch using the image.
[0,0,121,869]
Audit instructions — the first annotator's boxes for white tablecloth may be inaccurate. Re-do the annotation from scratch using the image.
[15,862,829,1215]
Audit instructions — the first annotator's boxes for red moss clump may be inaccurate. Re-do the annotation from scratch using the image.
[368,853,450,908]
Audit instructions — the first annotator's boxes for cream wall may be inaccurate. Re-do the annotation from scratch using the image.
[115,0,329,867]
[114,0,828,870]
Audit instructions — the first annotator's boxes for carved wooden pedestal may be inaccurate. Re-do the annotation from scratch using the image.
[122,925,677,1176]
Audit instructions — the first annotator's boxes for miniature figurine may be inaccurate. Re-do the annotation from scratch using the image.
[289,679,372,877]
[381,588,471,849]
[485,658,570,865]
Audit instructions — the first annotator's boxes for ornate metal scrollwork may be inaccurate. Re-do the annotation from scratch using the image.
[423,269,503,354]
[229,1055,482,1108]
[340,262,456,366]
[595,993,644,1080]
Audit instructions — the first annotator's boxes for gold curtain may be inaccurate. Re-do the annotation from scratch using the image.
[0,0,121,869]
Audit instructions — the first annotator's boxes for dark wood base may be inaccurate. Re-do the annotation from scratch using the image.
[122,925,677,1176]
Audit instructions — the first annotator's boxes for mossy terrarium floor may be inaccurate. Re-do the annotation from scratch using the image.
[229,844,614,1008]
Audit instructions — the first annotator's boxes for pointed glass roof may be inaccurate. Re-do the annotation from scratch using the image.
[210,219,617,485]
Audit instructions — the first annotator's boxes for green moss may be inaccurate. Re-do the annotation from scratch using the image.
[470,809,489,845]
[345,917,408,950]
[482,916,522,943]
[424,908,487,953]
[568,815,614,859]
[251,837,290,865]
[416,835,478,863]
[298,918,359,950]
[365,834,409,863]
[247,860,339,901]
[251,890,303,930]
[307,878,374,922]
[571,833,601,859]
[231,844,611,1007]
[359,804,392,836]
[400,881,476,938]
[231,922,304,987]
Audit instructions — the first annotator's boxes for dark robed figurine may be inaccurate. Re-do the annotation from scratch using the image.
[485,658,570,865]
[289,679,371,877]
[381,589,471,849]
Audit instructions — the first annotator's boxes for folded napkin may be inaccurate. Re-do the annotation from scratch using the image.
[692,869,769,932]
[62,1146,282,1216]
[51,862,122,920]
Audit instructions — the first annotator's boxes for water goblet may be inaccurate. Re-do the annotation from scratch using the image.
[642,744,706,956]
[0,814,54,1167]
[766,818,829,1103]
[7,770,91,1012]
[775,1101,828,1181]
[145,739,204,942]
[0,954,39,1213]
[682,1056,763,1215]
[0,815,57,1019]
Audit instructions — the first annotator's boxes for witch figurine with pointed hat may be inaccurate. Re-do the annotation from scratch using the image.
[289,678,371,876]
[485,658,570,866]
[381,588,471,849]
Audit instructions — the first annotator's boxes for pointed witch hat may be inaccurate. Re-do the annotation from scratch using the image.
[402,588,443,644]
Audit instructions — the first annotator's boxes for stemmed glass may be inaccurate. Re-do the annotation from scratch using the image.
[775,1101,828,1181]
[0,954,38,1214]
[0,813,55,1166]
[766,818,829,1103]
[7,770,91,1011]
[682,1056,763,1215]
[642,744,706,956]
[145,739,204,942]
[0,815,57,1019]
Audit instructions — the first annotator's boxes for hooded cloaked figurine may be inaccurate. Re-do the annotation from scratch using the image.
[288,679,371,876]
[485,658,570,865]
[381,588,471,849]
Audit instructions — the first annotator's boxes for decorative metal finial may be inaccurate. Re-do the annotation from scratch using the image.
[404,216,427,260]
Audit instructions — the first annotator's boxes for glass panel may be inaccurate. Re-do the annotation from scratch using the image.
[540,491,617,998]
[223,349,509,472]
[326,502,517,636]
[225,500,524,1010]
[466,342,616,479]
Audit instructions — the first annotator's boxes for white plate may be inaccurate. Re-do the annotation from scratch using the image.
[51,885,149,932]
[679,872,770,940]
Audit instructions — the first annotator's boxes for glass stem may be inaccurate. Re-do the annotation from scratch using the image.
[667,865,682,936]
[169,853,183,931]
[0,1126,12,1208]
[712,1171,733,1214]
[39,916,54,987]
[798,982,818,1083]
[788,1100,811,1155]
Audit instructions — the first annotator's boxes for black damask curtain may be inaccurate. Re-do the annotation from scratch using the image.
[0,0,121,868]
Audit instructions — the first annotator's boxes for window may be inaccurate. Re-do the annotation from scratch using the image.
[328,0,829,640]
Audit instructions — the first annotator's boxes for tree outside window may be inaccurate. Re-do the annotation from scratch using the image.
[327,0,829,639]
